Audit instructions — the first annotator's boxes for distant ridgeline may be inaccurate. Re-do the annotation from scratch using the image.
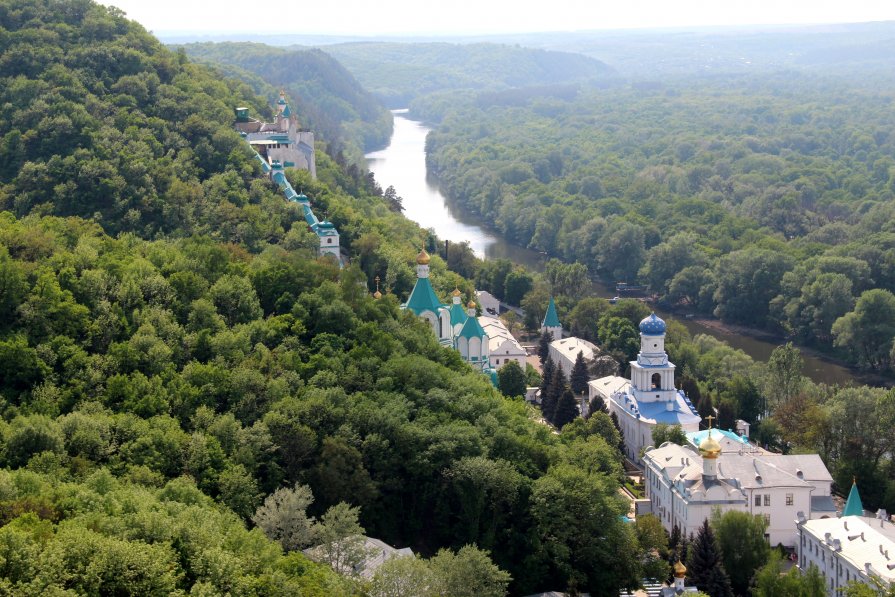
[234,92,342,265]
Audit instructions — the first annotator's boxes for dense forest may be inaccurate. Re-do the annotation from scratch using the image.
[0,1,667,594]
[322,42,617,107]
[419,73,895,372]
[179,42,394,163]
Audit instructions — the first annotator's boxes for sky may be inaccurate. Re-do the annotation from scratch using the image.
[105,0,895,36]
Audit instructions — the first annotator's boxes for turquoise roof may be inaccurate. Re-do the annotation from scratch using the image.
[450,302,468,327]
[405,277,444,316]
[542,297,561,328]
[686,429,748,449]
[485,367,499,387]
[282,104,292,118]
[843,481,864,517]
[640,313,666,336]
[457,313,487,341]
[303,205,318,227]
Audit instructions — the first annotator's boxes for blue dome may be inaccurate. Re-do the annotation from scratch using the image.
[639,313,666,335]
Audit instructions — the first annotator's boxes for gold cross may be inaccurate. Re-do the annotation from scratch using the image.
[705,415,715,429]
[374,276,380,292]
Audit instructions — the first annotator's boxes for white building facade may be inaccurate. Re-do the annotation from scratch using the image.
[643,438,834,547]
[798,513,895,595]
[480,316,527,369]
[548,336,598,376]
[605,313,701,463]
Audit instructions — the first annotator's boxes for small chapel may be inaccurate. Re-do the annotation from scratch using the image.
[401,249,498,382]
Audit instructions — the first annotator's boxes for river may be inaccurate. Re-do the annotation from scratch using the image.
[366,110,864,387]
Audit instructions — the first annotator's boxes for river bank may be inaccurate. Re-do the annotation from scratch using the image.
[684,315,893,388]
[366,111,885,388]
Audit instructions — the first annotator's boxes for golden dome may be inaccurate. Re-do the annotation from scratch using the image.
[699,429,722,460]
[452,288,462,297]
[673,560,687,578]
[373,290,382,299]
[416,249,431,265]
[467,300,477,309]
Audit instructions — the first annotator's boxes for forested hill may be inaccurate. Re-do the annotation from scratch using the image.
[322,41,618,107]
[422,71,895,372]
[180,42,394,161]
[0,1,650,594]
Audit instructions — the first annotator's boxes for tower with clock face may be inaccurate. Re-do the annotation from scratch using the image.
[630,313,678,404]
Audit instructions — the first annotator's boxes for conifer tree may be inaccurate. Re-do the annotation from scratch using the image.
[669,524,682,551]
[542,365,566,425]
[610,411,626,455]
[687,519,734,597]
[538,330,553,364]
[586,394,604,418]
[553,388,580,429]
[570,350,589,395]
[539,356,555,406]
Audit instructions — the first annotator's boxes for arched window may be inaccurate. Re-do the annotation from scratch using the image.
[651,373,661,389]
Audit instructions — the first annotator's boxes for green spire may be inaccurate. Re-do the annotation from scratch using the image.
[842,479,864,517]
[449,302,468,327]
[542,297,561,328]
[405,277,444,316]
[457,312,487,341]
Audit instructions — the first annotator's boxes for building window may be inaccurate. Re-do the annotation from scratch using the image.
[786,493,794,506]
[327,238,332,244]
[755,494,761,507]
[651,373,661,389]
[764,494,771,506]
[763,514,770,525]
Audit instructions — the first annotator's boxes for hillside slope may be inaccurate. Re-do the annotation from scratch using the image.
[0,1,645,594]
[180,42,394,160]
[323,41,618,107]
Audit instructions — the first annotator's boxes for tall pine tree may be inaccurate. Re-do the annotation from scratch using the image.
[610,411,626,455]
[538,330,553,364]
[553,388,579,429]
[687,519,733,597]
[570,350,589,395]
[586,394,604,418]
[539,356,555,406]
[542,365,567,425]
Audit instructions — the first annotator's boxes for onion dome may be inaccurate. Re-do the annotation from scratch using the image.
[699,429,722,460]
[416,249,431,265]
[452,288,462,297]
[467,300,477,309]
[639,312,666,335]
[673,560,687,578]
[373,290,382,299]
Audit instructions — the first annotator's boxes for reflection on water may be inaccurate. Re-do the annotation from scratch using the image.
[367,111,866,387]
[367,111,546,268]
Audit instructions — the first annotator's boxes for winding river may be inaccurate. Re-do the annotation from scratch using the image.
[367,111,864,387]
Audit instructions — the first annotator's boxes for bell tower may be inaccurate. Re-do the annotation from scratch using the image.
[630,313,677,404]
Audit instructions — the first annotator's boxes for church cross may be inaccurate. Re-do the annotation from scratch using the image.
[705,415,715,430]
[374,276,380,293]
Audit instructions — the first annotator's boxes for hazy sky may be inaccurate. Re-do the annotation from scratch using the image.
[106,0,895,36]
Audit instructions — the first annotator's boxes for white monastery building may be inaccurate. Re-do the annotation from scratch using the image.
[549,336,598,376]
[798,483,895,595]
[643,429,835,547]
[592,313,701,463]
[480,316,527,369]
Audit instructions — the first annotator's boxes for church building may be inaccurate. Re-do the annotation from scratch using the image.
[235,91,316,178]
[592,313,701,463]
[643,426,835,547]
[541,296,562,340]
[401,250,498,380]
